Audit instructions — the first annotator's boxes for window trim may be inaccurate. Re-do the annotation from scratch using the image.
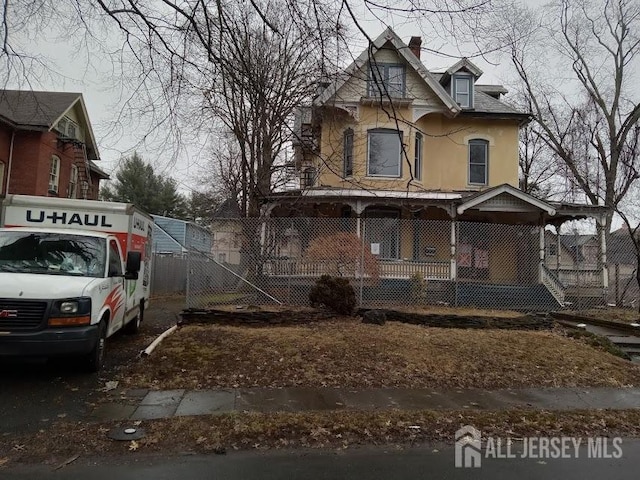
[366,128,403,178]
[301,167,316,188]
[0,161,4,192]
[343,128,354,177]
[468,139,489,186]
[49,155,60,194]
[414,132,423,181]
[452,73,473,109]
[368,62,406,98]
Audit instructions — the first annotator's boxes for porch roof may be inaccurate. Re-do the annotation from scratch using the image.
[265,185,607,224]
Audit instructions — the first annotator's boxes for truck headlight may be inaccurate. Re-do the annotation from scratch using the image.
[60,301,79,314]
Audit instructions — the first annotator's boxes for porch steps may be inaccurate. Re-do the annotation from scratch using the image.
[456,283,559,311]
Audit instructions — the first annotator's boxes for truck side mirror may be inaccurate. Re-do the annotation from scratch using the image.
[125,251,142,280]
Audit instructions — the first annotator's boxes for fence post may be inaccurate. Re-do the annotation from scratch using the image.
[186,250,191,308]
[359,221,365,307]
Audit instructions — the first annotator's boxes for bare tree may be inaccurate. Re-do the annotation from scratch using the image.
[498,0,640,234]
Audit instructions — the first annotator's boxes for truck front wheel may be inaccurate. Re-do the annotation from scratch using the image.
[84,320,107,372]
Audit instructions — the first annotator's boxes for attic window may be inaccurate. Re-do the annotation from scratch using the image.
[368,63,405,98]
[452,73,473,108]
[56,116,79,139]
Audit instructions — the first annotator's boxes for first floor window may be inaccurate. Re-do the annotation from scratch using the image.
[49,155,60,193]
[414,132,423,181]
[364,210,400,260]
[68,164,78,198]
[468,139,488,185]
[343,128,353,177]
[367,129,402,177]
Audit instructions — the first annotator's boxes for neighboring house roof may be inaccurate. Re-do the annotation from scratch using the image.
[608,234,638,265]
[314,27,461,115]
[151,214,211,235]
[213,198,242,218]
[0,90,101,159]
[89,160,110,180]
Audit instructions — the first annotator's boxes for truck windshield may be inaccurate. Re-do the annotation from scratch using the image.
[0,231,107,277]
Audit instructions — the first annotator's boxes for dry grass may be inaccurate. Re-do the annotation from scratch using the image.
[4,409,640,465]
[119,319,640,390]
[577,308,640,325]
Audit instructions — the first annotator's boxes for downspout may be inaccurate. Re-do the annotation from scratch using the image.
[5,129,15,195]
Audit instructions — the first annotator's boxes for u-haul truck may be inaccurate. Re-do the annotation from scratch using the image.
[0,195,153,371]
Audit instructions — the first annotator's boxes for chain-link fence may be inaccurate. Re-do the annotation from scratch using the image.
[182,217,638,311]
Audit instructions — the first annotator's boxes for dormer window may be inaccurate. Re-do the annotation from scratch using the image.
[368,63,406,98]
[452,73,473,108]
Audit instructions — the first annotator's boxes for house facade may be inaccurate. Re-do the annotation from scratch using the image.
[261,28,607,309]
[152,214,212,255]
[0,90,108,200]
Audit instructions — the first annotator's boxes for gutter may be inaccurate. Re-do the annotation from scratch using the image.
[5,129,15,195]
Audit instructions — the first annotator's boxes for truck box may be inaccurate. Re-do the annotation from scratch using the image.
[0,195,153,371]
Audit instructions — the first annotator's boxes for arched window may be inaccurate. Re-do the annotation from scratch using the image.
[468,139,488,185]
[414,132,423,181]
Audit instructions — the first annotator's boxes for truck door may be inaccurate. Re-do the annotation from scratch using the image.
[106,238,126,334]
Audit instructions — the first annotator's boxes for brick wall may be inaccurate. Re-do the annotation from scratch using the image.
[0,124,103,199]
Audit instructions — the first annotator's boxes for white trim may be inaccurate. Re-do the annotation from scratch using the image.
[297,189,462,200]
[457,184,556,215]
[315,27,460,115]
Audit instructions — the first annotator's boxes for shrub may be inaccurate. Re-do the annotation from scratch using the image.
[309,275,357,315]
[305,232,379,279]
[409,272,427,303]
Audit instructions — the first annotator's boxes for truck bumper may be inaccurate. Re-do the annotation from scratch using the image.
[0,325,100,357]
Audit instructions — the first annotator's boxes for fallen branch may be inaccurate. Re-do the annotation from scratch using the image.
[141,325,178,357]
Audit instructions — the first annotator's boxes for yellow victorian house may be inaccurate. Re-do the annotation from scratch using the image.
[263,28,607,309]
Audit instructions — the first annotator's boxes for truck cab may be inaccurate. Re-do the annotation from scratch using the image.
[0,226,144,371]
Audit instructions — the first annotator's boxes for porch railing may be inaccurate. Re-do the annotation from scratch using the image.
[556,268,602,287]
[541,264,566,306]
[262,258,450,280]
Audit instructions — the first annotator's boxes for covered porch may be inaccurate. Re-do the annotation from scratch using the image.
[261,185,608,309]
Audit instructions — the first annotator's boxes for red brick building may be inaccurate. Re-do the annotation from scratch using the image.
[0,90,109,200]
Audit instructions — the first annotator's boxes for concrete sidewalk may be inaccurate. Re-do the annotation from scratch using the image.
[91,386,640,421]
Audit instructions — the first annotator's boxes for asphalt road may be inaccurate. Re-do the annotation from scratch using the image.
[0,297,182,434]
[3,442,640,479]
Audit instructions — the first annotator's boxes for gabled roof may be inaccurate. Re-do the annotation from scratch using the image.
[314,27,461,115]
[457,183,556,216]
[0,90,100,160]
[439,58,483,84]
[89,160,110,180]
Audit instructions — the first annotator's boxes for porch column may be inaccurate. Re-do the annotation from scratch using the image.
[356,215,361,238]
[598,216,609,289]
[450,220,457,280]
[556,224,561,274]
[538,224,545,282]
[354,199,364,238]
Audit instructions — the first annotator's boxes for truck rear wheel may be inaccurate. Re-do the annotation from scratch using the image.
[84,320,107,372]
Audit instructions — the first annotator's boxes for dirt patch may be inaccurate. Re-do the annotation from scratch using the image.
[3,409,640,465]
[116,319,640,390]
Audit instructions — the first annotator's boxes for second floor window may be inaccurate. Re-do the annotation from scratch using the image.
[68,164,78,198]
[367,129,402,177]
[414,132,423,181]
[343,128,353,177]
[49,155,60,193]
[368,63,406,98]
[469,139,488,185]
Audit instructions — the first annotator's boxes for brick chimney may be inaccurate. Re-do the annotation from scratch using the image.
[409,36,422,59]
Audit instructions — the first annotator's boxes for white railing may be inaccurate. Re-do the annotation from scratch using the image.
[541,264,566,306]
[557,268,602,287]
[263,259,450,280]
